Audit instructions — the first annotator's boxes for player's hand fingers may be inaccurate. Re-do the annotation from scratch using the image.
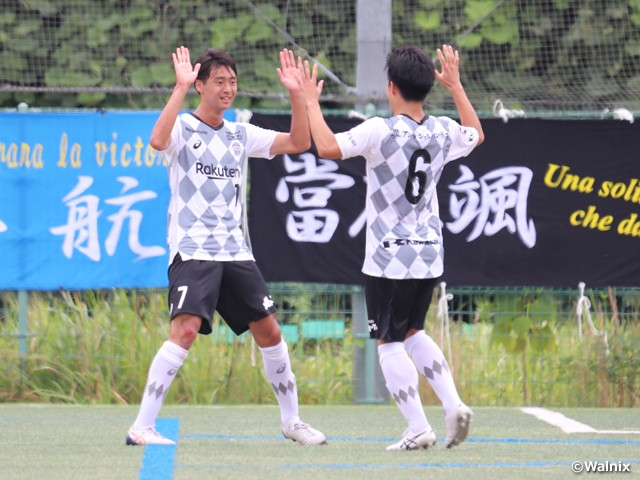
[436,49,445,70]
[312,63,318,82]
[287,49,295,69]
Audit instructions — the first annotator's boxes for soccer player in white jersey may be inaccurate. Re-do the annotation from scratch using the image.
[125,46,326,446]
[297,45,484,450]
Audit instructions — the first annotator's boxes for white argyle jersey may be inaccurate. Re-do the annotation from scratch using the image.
[157,113,278,264]
[335,114,479,279]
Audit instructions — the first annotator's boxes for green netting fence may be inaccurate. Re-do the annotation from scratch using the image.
[2,0,640,116]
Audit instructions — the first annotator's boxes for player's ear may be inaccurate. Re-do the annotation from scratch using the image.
[387,81,398,97]
[194,79,202,95]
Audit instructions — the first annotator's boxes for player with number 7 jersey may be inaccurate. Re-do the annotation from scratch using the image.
[126,46,327,448]
[297,44,483,451]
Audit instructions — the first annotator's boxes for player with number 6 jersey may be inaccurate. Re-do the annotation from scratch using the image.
[335,114,478,279]
[297,44,484,451]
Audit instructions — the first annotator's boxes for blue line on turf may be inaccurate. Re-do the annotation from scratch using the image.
[176,459,640,470]
[139,418,179,480]
[183,433,640,446]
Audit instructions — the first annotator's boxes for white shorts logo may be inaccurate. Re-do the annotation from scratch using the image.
[263,296,274,311]
[368,319,378,332]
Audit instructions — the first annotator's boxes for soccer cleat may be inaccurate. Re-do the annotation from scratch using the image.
[445,404,474,448]
[126,426,176,446]
[282,421,327,445]
[386,428,437,451]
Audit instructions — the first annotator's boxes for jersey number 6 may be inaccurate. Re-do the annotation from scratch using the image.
[404,149,432,204]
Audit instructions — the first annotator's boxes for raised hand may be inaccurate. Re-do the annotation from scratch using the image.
[434,44,462,91]
[277,49,303,92]
[172,46,200,87]
[296,60,324,104]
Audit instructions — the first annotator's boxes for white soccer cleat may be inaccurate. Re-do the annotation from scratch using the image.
[445,404,474,448]
[282,420,327,445]
[386,428,437,451]
[126,426,176,446]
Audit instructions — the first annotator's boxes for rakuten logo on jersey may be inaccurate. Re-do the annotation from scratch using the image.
[195,162,240,179]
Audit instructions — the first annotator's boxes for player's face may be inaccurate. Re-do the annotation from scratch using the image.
[198,66,237,111]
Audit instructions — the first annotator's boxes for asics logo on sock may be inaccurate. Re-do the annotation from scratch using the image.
[167,369,177,376]
[276,363,286,374]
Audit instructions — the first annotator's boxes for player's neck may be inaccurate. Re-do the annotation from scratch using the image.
[192,106,225,128]
[391,101,426,123]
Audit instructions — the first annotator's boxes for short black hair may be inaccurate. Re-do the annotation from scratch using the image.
[193,49,237,92]
[385,46,435,102]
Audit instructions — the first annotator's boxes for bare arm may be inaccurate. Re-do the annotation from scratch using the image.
[296,61,343,159]
[269,49,312,155]
[435,45,485,146]
[149,46,201,151]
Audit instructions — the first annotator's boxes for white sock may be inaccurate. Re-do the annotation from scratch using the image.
[378,342,429,434]
[259,338,300,427]
[404,330,462,417]
[132,341,188,430]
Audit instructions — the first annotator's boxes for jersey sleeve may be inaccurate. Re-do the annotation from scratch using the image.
[335,117,385,159]
[440,116,479,164]
[243,122,279,159]
[153,117,182,165]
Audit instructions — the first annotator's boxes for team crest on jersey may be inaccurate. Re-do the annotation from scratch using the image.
[232,141,242,157]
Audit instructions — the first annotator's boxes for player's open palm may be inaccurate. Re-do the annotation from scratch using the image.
[296,60,324,103]
[435,45,462,91]
[172,46,200,87]
[277,49,302,92]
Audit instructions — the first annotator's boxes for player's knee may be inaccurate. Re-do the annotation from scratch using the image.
[251,315,282,347]
[170,314,201,347]
[265,328,282,346]
[182,325,199,342]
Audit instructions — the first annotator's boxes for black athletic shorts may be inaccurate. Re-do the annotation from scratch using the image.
[167,254,277,336]
[365,274,440,342]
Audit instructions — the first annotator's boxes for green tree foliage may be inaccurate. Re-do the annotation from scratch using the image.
[394,0,640,111]
[1,0,639,111]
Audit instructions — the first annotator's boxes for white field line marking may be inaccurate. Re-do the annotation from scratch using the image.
[521,407,640,434]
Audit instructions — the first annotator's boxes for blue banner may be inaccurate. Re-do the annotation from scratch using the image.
[0,110,236,290]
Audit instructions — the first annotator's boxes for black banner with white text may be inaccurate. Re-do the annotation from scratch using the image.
[249,114,640,287]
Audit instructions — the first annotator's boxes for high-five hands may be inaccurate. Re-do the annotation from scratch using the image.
[277,49,304,92]
[296,60,324,104]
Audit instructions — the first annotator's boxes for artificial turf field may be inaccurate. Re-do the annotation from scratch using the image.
[1,404,639,480]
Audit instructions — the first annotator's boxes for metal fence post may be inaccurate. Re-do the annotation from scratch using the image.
[18,290,29,356]
[356,0,391,110]
[352,289,387,404]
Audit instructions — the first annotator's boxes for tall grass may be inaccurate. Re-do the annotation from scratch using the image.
[0,290,352,405]
[420,314,640,408]
[0,289,638,407]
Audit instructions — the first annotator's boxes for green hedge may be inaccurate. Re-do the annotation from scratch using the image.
[1,0,640,111]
